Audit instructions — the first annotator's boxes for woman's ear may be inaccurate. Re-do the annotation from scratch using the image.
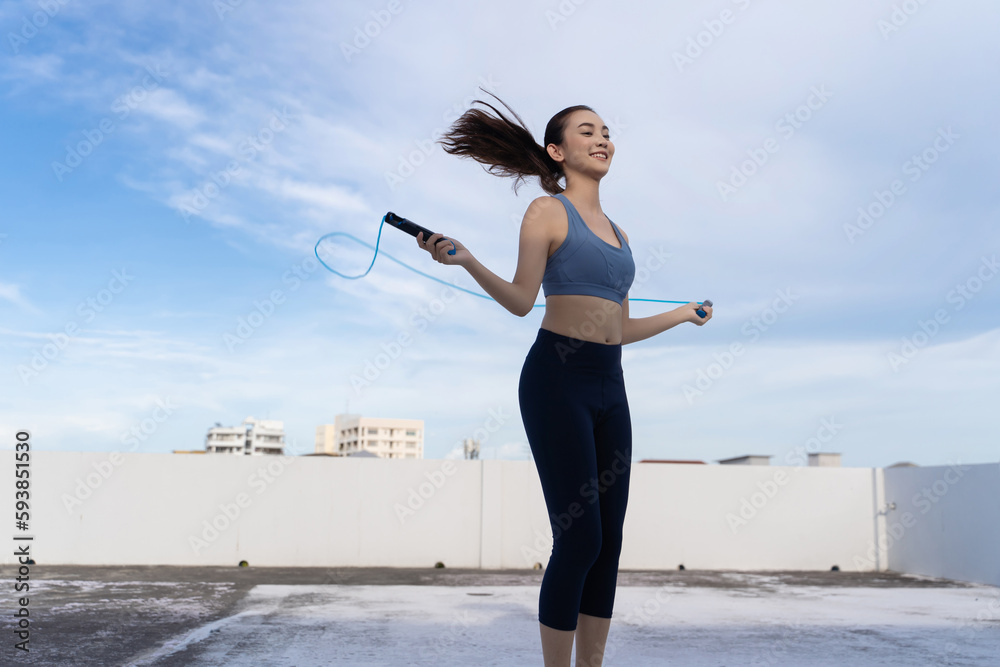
[546,143,564,164]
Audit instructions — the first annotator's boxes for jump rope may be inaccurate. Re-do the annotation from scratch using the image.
[314,211,711,317]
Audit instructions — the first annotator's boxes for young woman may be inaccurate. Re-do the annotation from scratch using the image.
[417,92,713,667]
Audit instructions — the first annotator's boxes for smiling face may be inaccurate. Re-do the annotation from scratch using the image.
[546,109,614,180]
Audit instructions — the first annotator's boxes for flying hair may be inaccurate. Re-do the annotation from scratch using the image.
[438,88,594,195]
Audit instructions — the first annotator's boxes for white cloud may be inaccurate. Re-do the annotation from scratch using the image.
[0,53,62,81]
[264,179,370,213]
[0,284,40,313]
[135,87,205,128]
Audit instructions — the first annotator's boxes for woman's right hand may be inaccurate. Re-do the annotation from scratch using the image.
[417,231,470,267]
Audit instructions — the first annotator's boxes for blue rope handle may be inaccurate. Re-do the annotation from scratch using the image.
[314,215,700,308]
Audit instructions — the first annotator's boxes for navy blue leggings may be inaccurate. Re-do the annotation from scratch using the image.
[518,327,632,632]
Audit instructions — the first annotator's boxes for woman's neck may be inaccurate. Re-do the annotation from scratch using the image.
[561,177,602,214]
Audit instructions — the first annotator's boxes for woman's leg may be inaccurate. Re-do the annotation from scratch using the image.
[574,613,612,667]
[519,333,606,647]
[539,622,575,667]
[576,372,632,666]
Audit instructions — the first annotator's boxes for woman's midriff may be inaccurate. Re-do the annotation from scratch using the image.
[540,294,623,345]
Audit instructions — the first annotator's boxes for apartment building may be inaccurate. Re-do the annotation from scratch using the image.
[205,417,285,455]
[315,414,424,459]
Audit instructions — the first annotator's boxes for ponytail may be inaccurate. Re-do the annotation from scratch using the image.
[438,89,593,196]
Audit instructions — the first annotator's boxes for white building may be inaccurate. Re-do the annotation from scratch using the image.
[717,454,773,466]
[315,414,424,459]
[205,417,285,456]
[808,452,842,467]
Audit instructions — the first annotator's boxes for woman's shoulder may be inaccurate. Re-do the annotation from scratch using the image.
[518,196,569,252]
[527,194,564,210]
[522,195,567,226]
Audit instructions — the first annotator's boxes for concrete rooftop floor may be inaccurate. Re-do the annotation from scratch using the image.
[2,566,998,666]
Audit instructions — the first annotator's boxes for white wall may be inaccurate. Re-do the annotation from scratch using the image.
[623,464,880,571]
[4,451,906,572]
[9,451,994,585]
[883,462,1000,587]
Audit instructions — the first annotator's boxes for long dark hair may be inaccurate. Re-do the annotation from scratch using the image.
[438,89,593,195]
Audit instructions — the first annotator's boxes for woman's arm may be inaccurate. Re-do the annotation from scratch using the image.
[622,297,711,344]
[417,197,556,318]
[617,228,714,344]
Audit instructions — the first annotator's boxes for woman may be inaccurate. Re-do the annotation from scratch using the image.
[417,92,713,667]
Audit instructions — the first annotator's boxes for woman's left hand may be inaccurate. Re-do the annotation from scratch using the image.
[685,301,713,326]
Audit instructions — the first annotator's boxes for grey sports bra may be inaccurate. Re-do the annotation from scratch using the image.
[541,194,635,305]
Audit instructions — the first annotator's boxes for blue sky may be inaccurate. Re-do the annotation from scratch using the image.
[1,0,997,467]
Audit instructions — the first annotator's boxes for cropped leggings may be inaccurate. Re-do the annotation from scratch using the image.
[518,327,632,632]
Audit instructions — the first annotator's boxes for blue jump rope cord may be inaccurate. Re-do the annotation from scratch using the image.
[314,216,700,308]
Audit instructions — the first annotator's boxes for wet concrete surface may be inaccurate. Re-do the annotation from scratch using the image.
[0,565,991,666]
